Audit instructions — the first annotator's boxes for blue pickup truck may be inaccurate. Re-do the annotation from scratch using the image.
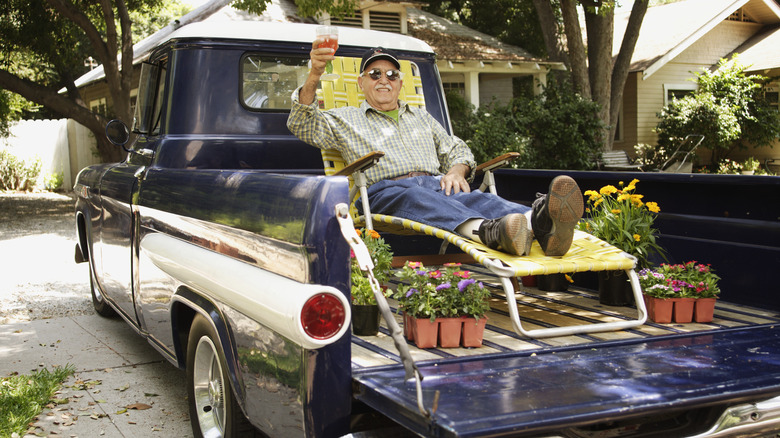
[73,21,780,438]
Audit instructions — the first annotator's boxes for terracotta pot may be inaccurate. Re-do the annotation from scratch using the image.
[438,317,463,348]
[521,275,537,287]
[352,304,380,336]
[695,298,717,323]
[412,317,438,349]
[673,297,695,323]
[461,316,487,348]
[598,270,632,306]
[403,311,415,341]
[537,273,568,292]
[646,295,673,323]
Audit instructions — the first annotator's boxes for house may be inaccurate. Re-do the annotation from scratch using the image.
[612,0,780,164]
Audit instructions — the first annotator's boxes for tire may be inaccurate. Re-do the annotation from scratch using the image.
[89,262,116,317]
[186,314,259,438]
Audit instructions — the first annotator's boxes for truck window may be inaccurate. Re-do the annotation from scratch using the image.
[132,60,167,135]
[241,55,309,110]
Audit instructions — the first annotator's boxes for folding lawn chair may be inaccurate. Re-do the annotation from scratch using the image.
[318,56,647,338]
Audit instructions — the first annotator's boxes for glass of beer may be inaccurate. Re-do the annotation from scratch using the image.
[315,25,339,81]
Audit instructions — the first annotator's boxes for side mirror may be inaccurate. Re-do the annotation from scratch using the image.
[105,119,130,148]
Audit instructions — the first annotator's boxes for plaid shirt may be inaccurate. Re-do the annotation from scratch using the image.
[287,89,476,185]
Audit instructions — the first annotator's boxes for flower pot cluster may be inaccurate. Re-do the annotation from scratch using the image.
[394,262,491,349]
[638,261,721,324]
[403,313,488,348]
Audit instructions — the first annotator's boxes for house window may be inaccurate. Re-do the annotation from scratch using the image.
[765,82,779,112]
[664,83,697,106]
[90,98,107,116]
[443,82,465,98]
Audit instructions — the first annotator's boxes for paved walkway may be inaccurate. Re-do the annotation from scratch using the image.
[0,315,192,437]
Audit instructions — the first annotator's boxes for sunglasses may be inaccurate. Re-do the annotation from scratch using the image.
[362,68,404,81]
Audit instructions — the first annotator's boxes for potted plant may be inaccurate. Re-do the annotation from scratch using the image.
[350,228,393,336]
[740,157,760,175]
[394,262,491,348]
[638,262,721,323]
[579,179,666,306]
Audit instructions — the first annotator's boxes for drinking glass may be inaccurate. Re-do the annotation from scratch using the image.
[315,25,339,81]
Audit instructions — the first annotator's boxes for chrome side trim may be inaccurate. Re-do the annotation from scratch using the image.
[687,395,780,437]
[140,232,350,350]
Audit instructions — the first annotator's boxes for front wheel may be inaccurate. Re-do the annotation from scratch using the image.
[89,263,115,317]
[186,314,258,438]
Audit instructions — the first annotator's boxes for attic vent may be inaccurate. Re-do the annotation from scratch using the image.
[369,11,402,33]
[331,11,362,28]
[727,8,756,23]
[330,10,403,33]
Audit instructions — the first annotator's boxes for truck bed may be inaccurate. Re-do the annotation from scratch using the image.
[350,264,780,437]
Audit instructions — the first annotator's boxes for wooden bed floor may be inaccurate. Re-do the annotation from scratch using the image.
[351,264,780,369]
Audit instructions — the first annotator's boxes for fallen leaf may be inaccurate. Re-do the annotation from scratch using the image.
[144,393,159,397]
[125,403,152,410]
[116,384,129,392]
[116,408,127,414]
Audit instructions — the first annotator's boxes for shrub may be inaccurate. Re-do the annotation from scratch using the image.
[447,78,603,170]
[656,56,780,166]
[0,147,41,191]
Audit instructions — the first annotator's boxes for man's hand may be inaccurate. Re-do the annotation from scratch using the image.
[298,39,336,105]
[441,163,471,195]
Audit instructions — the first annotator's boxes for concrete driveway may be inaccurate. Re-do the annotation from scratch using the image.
[0,192,192,437]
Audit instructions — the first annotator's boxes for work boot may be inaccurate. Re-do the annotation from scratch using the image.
[477,213,533,256]
[532,175,584,256]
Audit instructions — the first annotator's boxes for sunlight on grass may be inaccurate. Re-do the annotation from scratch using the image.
[0,365,74,438]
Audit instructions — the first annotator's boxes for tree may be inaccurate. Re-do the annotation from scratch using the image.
[548,0,649,151]
[0,0,359,163]
[655,57,780,166]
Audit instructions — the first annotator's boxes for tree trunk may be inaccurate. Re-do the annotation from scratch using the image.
[560,0,590,99]
[584,7,614,150]
[609,0,649,151]
[532,0,568,64]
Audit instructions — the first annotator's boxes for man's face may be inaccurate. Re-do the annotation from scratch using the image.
[358,59,403,111]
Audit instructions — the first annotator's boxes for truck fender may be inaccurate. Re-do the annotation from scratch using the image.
[170,290,247,404]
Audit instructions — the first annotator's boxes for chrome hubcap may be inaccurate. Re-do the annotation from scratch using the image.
[193,336,225,437]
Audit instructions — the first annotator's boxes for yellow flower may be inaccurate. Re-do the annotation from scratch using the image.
[633,234,641,241]
[600,185,618,196]
[646,202,660,213]
[368,229,380,239]
[583,190,601,202]
[593,198,603,208]
[611,209,622,214]
[624,178,639,192]
[617,193,631,202]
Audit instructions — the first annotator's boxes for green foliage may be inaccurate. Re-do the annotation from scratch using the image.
[450,78,604,170]
[0,148,41,191]
[423,0,548,57]
[290,0,360,20]
[129,1,192,43]
[393,262,491,320]
[655,56,780,166]
[351,228,394,305]
[0,365,75,438]
[44,172,64,191]
[579,179,665,269]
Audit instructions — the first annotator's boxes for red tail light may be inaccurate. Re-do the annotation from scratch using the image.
[301,294,346,340]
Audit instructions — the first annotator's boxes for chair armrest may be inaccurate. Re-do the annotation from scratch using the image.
[334,151,386,177]
[474,152,521,175]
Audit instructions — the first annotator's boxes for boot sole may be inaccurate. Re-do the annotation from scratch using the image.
[544,176,584,256]
[500,213,533,256]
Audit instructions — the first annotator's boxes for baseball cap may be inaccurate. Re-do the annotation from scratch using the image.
[360,47,401,73]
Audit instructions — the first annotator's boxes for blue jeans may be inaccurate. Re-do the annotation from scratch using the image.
[363,175,530,232]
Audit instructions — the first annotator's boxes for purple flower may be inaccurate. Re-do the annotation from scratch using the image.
[405,288,418,298]
[458,278,476,292]
[435,282,451,291]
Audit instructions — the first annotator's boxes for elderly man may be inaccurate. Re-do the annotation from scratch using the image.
[287,43,583,257]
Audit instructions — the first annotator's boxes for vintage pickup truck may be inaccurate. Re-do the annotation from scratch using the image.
[73,21,780,438]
